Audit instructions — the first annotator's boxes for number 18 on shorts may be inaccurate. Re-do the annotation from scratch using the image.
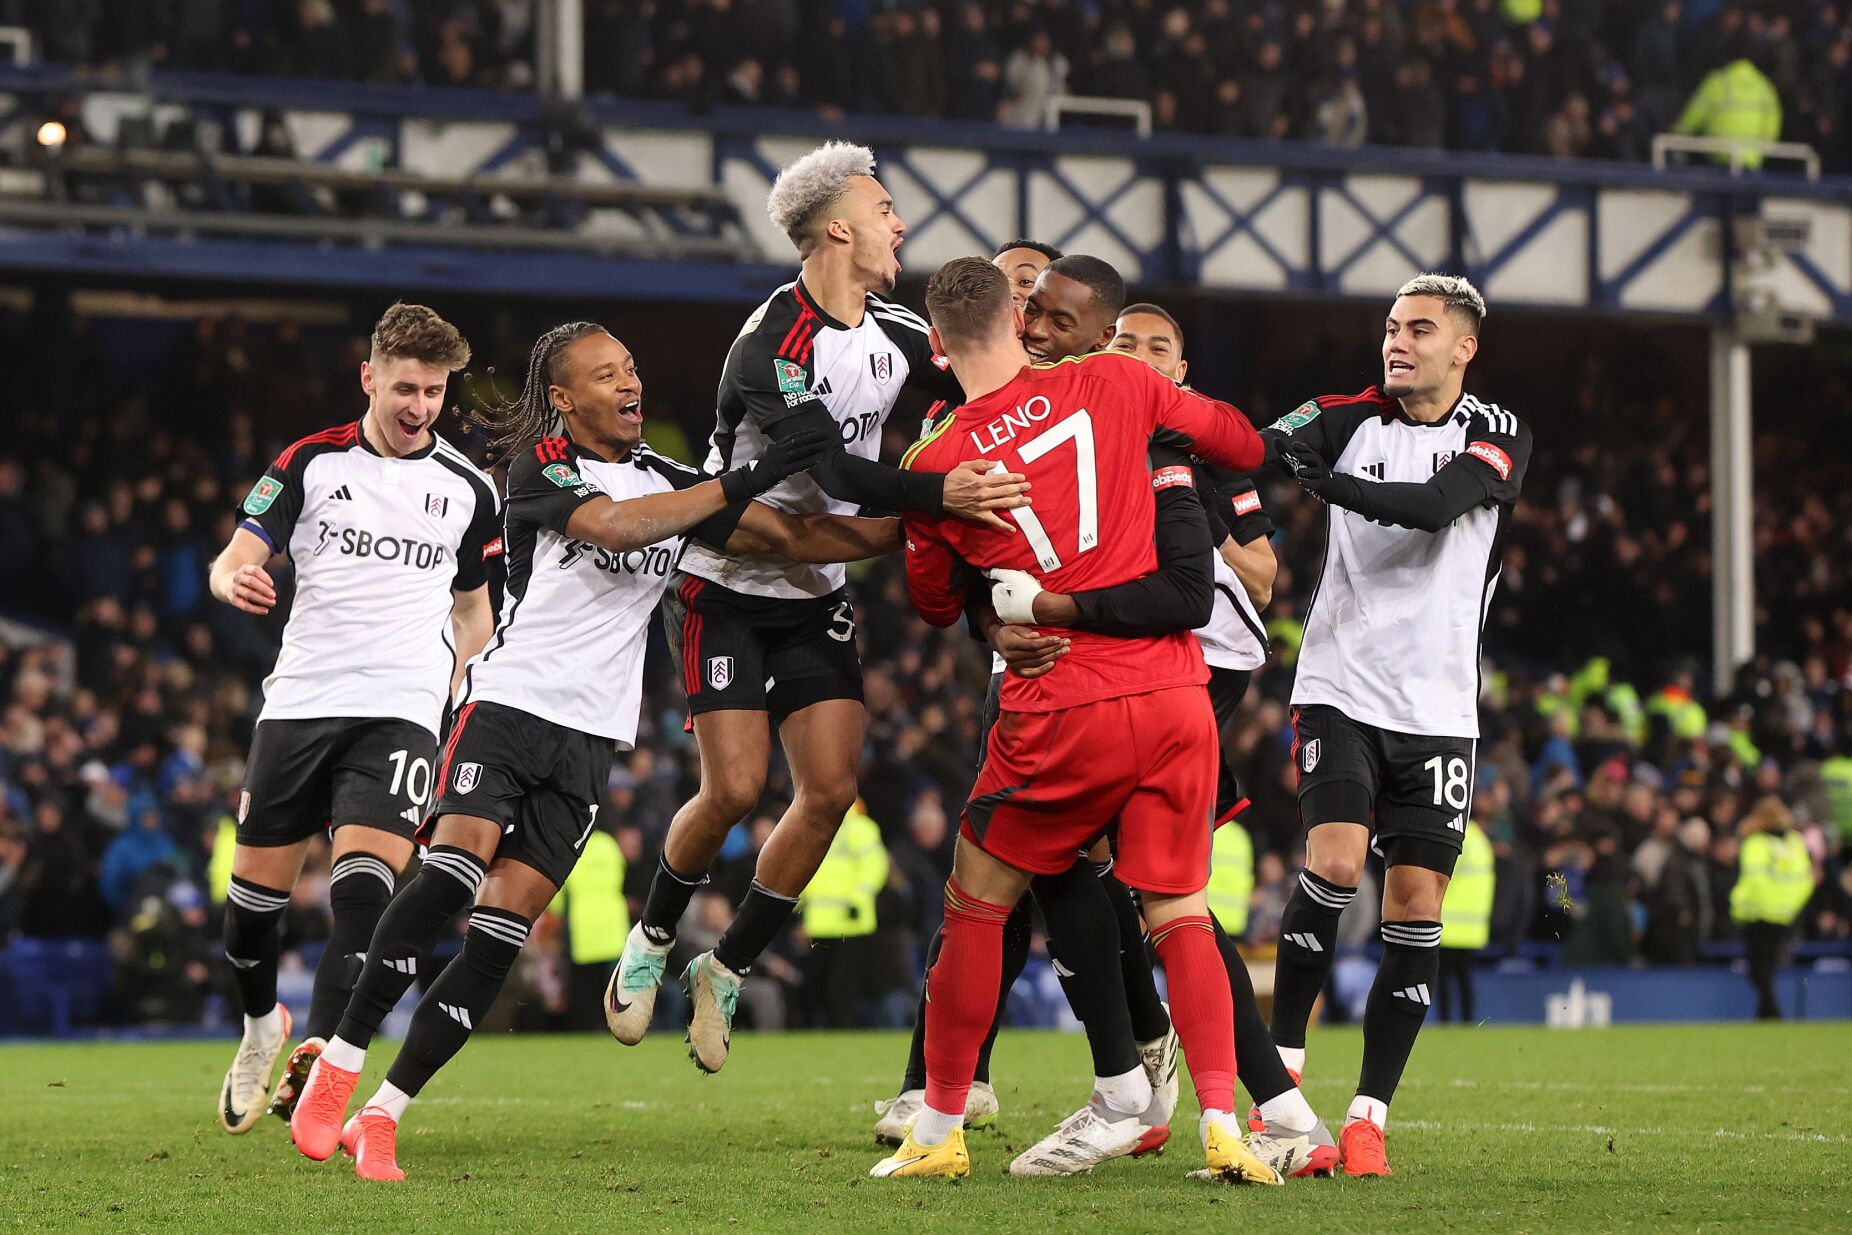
[1291,703,1475,874]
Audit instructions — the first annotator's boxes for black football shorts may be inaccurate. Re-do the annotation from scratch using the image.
[1291,702,1476,874]
[430,700,614,888]
[238,716,437,847]
[663,573,863,723]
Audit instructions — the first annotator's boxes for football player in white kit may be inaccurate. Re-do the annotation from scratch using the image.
[287,322,899,1181]
[1260,274,1531,1177]
[207,304,499,1134]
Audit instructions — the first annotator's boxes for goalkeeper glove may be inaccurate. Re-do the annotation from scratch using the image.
[988,568,1044,625]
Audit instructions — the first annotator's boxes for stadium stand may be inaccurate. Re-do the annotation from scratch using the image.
[6,1,1849,169]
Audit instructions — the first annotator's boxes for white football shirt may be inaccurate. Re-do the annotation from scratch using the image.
[680,278,958,600]
[1277,391,1530,738]
[460,437,739,747]
[238,422,500,737]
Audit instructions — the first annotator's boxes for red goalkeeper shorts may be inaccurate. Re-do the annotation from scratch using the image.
[960,684,1218,896]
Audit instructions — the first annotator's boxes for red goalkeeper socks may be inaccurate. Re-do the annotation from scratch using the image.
[1151,915,1237,1113]
[922,879,1015,1117]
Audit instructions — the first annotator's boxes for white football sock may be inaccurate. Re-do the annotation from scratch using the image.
[1346,1095,1388,1130]
[912,1105,963,1147]
[365,1081,413,1124]
[1258,1087,1318,1130]
[244,1007,283,1040]
[1095,1065,1153,1116]
[1200,1109,1240,1137]
[1277,1045,1306,1075]
[322,1035,366,1073]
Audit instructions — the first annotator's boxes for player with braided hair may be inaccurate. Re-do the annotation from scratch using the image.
[289,322,900,1181]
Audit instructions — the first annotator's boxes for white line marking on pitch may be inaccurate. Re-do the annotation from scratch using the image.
[1393,1118,1844,1144]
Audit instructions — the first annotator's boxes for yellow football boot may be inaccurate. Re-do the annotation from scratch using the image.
[871,1125,971,1179]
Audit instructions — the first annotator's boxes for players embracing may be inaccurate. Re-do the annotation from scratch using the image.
[286,321,899,1180]
[607,142,1028,1071]
[873,257,1282,1183]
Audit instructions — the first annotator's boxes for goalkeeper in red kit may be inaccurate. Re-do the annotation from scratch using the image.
[870,256,1280,1184]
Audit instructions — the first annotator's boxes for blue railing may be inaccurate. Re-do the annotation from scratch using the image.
[1,67,1847,320]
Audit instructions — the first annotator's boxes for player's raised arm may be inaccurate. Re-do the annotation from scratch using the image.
[1282,407,1532,533]
[761,401,1028,524]
[723,503,903,562]
[540,429,834,554]
[1118,354,1265,472]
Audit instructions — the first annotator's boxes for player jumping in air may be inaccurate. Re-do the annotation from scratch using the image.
[607,142,1028,1074]
[1260,274,1531,1177]
[286,323,898,1180]
[207,304,499,1134]
[871,257,1277,1184]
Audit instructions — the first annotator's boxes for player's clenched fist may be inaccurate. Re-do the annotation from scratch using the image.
[222,563,277,615]
[941,459,1030,532]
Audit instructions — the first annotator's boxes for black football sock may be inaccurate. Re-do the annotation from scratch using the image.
[1214,918,1295,1106]
[975,897,1033,1085]
[712,880,798,977]
[1357,920,1442,1108]
[307,853,396,1041]
[384,907,529,1098]
[1269,869,1355,1051]
[1096,858,1171,1043]
[1035,863,1140,1078]
[639,855,704,946]
[223,875,291,1018]
[899,926,940,1093]
[335,845,484,1050]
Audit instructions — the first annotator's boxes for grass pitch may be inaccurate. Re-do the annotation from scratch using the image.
[3,1023,1848,1233]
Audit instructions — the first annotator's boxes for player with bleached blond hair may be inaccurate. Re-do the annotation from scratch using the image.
[605,141,1030,1074]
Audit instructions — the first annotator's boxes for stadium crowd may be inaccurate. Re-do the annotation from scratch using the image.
[12,1,1851,170]
[0,306,1846,1033]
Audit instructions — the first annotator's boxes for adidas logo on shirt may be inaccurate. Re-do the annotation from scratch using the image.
[1392,984,1432,1006]
[330,485,353,500]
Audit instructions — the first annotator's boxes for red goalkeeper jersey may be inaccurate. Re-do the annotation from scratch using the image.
[901,351,1264,712]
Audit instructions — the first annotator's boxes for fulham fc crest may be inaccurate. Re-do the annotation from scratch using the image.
[870,352,893,382]
[707,656,734,690]
[1302,739,1321,774]
[453,762,482,794]
[427,494,449,518]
